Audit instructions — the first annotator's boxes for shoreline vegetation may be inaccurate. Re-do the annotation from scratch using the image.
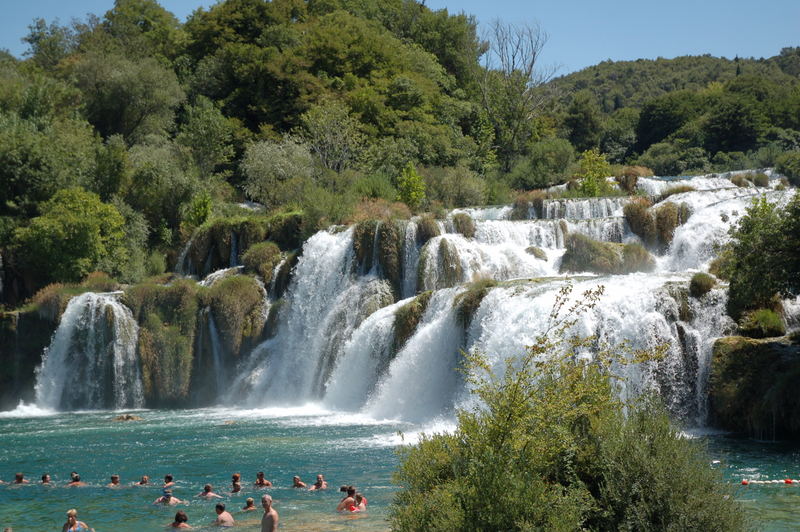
[0,1,799,530]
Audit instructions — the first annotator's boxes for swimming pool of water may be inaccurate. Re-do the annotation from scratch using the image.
[0,408,797,531]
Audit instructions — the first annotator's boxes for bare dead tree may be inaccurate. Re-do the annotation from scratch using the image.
[480,20,559,170]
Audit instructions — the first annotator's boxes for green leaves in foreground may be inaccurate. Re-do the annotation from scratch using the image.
[391,284,749,531]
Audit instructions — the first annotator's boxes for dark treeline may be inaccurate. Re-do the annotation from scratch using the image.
[0,0,799,305]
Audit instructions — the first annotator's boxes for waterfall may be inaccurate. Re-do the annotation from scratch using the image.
[401,220,420,298]
[35,292,143,411]
[207,312,226,393]
[229,231,239,267]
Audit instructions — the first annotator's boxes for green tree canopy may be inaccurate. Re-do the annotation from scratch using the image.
[13,188,127,283]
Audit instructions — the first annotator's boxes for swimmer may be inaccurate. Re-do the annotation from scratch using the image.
[197,484,223,499]
[41,474,51,485]
[231,481,242,494]
[61,508,94,532]
[254,471,272,487]
[336,486,356,512]
[107,474,121,488]
[212,503,235,527]
[163,474,176,489]
[170,510,191,529]
[66,474,87,487]
[309,474,327,490]
[154,490,185,505]
[242,498,257,512]
[135,475,149,486]
[260,494,278,532]
[292,475,306,488]
[14,472,29,484]
[354,493,367,512]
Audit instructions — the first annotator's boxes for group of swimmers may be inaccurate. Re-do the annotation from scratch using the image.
[2,471,365,530]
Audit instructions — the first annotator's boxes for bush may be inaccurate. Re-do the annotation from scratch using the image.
[560,234,654,275]
[614,165,652,194]
[451,213,476,238]
[391,285,747,531]
[510,190,547,220]
[345,198,411,224]
[201,275,266,358]
[525,246,547,260]
[689,272,715,298]
[416,214,441,246]
[656,184,695,202]
[775,151,800,186]
[751,172,770,187]
[738,308,786,338]
[623,197,656,247]
[730,174,750,187]
[242,242,281,284]
[81,271,119,292]
[654,202,681,247]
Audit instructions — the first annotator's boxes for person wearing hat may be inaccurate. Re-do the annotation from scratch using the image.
[260,494,278,532]
[61,509,94,532]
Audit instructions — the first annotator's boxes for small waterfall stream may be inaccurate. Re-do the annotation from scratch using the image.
[35,292,143,410]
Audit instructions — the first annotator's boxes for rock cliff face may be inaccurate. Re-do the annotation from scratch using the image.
[0,311,57,409]
[709,335,800,439]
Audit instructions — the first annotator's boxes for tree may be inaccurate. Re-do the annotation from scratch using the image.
[391,284,747,531]
[508,137,575,189]
[13,188,127,283]
[565,90,603,152]
[724,195,800,318]
[300,100,364,175]
[480,20,557,170]
[703,94,767,154]
[176,96,236,178]
[22,18,77,70]
[241,137,316,209]
[71,52,185,142]
[576,148,613,197]
[396,162,426,211]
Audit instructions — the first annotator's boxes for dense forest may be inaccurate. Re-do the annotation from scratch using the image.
[1,0,799,306]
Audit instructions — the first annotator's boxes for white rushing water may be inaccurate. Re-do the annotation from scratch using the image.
[35,292,143,410]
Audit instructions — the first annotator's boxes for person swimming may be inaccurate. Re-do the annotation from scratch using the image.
[13,473,29,484]
[41,474,51,485]
[197,484,223,499]
[309,474,327,490]
[169,510,191,529]
[61,509,94,532]
[154,490,185,505]
[163,474,176,489]
[66,474,87,487]
[242,498,257,512]
[254,472,272,487]
[212,503,235,527]
[107,474,121,488]
[292,476,307,488]
[135,475,149,486]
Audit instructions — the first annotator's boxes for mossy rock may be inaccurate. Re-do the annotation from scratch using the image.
[662,282,693,322]
[273,251,299,299]
[738,308,786,338]
[377,222,404,297]
[417,237,465,291]
[393,291,432,352]
[709,335,800,439]
[138,312,194,405]
[0,310,57,408]
[453,279,497,328]
[202,275,266,359]
[525,246,547,261]
[416,214,441,246]
[452,213,476,239]
[242,241,281,284]
[623,197,656,247]
[730,174,750,187]
[559,234,655,275]
[123,278,200,336]
[353,220,379,272]
[689,273,715,298]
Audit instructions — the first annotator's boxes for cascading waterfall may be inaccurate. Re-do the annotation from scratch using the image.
[35,292,143,410]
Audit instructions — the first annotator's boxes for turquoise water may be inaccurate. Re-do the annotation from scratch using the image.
[0,406,443,531]
[1,408,798,531]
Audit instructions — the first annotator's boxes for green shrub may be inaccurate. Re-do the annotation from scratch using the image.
[738,308,786,338]
[623,197,657,247]
[525,246,547,261]
[751,172,770,188]
[451,213,476,238]
[622,243,656,273]
[453,279,497,328]
[242,241,281,283]
[416,214,441,245]
[656,184,695,202]
[689,272,716,298]
[730,174,750,187]
[393,291,432,352]
[654,202,680,246]
[775,151,800,186]
[377,221,404,296]
[81,271,119,292]
[137,312,193,405]
[510,190,547,220]
[392,286,747,532]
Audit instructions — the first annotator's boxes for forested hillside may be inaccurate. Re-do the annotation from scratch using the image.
[1,0,799,306]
